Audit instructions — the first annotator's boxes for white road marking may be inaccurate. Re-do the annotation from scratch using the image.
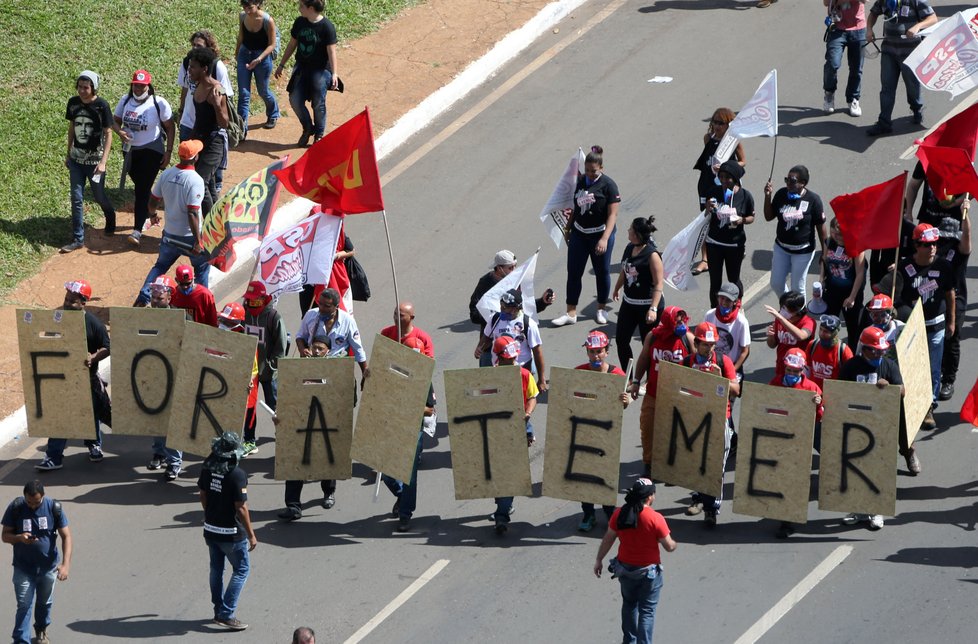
[733,545,853,644]
[742,271,772,308]
[343,559,451,644]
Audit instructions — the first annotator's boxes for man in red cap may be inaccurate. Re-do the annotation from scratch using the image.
[895,223,955,430]
[241,281,287,454]
[146,274,185,480]
[36,280,111,471]
[134,138,208,307]
[170,264,217,327]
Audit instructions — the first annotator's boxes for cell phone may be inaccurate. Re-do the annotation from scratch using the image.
[25,533,38,541]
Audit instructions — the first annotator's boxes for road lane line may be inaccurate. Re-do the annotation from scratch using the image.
[343,558,450,644]
[733,545,853,644]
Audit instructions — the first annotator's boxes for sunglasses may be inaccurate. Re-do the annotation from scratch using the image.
[784,176,802,185]
[917,241,938,247]
[710,119,727,126]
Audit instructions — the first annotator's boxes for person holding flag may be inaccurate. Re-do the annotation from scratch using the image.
[763,165,827,299]
[703,160,755,308]
[475,289,548,391]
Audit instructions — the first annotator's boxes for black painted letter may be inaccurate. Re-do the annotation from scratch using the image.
[190,367,229,439]
[297,396,338,465]
[453,411,514,480]
[29,351,68,419]
[565,415,612,486]
[668,407,713,475]
[840,422,879,494]
[131,349,174,415]
[747,427,794,499]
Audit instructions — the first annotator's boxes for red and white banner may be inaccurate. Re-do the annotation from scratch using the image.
[255,212,343,298]
[906,11,978,99]
[728,69,778,139]
[538,149,585,250]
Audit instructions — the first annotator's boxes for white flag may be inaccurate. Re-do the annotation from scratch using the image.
[728,69,778,139]
[713,133,740,165]
[477,250,540,323]
[905,12,978,99]
[255,212,343,298]
[662,212,710,292]
[538,149,585,249]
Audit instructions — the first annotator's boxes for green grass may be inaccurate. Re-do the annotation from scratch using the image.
[0,0,419,296]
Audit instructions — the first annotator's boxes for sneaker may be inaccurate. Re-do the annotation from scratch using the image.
[148,454,166,470]
[59,240,84,253]
[938,381,954,401]
[127,231,141,247]
[396,518,411,532]
[868,514,884,530]
[313,135,323,144]
[216,617,248,631]
[867,122,893,137]
[277,506,302,521]
[88,444,104,462]
[578,514,597,532]
[704,511,717,528]
[34,458,63,472]
[298,130,313,147]
[552,313,577,327]
[776,521,795,538]
[265,117,278,130]
[596,309,608,324]
[494,520,508,535]
[241,441,258,456]
[842,513,861,525]
[903,448,921,475]
[391,498,401,518]
[165,464,182,481]
[921,409,937,431]
[848,98,862,117]
[36,630,50,644]
[685,502,704,516]
[322,493,335,509]
[823,92,835,114]
[912,110,924,125]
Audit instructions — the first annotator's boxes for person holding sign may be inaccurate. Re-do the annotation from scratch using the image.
[294,288,369,383]
[146,275,185,481]
[679,323,739,527]
[491,337,538,535]
[765,290,816,381]
[574,330,631,532]
[804,315,853,390]
[475,289,547,391]
[593,479,677,644]
[219,303,262,456]
[763,165,827,299]
[703,160,755,308]
[861,293,903,357]
[242,281,287,450]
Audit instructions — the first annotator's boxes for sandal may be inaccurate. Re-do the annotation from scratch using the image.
[757,0,775,7]
[691,260,709,275]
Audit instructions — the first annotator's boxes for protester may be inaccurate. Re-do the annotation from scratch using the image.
[822,0,867,117]
[704,281,751,381]
[862,293,904,357]
[170,264,218,326]
[703,160,755,308]
[35,280,111,471]
[294,288,369,382]
[763,165,827,298]
[220,302,262,456]
[186,47,230,215]
[593,479,677,644]
[865,0,936,135]
[574,331,631,532]
[113,70,176,247]
[242,281,287,446]
[197,432,257,631]
[553,145,621,326]
[292,627,316,644]
[2,481,72,644]
[765,290,816,380]
[146,274,184,481]
[612,217,665,370]
[819,217,866,348]
[236,0,281,134]
[475,289,548,391]
[805,314,853,390]
[275,0,339,146]
[381,302,434,357]
[63,70,123,252]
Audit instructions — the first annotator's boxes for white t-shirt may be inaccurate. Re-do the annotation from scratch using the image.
[483,313,542,367]
[151,166,205,237]
[114,94,173,150]
[177,59,233,130]
[704,309,751,366]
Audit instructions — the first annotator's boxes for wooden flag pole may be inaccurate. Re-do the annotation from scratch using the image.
[373,208,400,501]
[889,173,910,303]
[767,134,779,183]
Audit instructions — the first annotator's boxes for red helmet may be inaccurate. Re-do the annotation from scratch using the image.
[64,279,92,300]
[219,302,246,322]
[694,322,718,342]
[151,275,177,292]
[783,347,807,369]
[867,293,892,311]
[175,265,194,282]
[912,223,940,243]
[583,330,610,349]
[492,336,520,359]
[859,326,890,351]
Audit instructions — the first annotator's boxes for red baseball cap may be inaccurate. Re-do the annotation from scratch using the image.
[175,265,194,282]
[244,281,268,300]
[131,69,152,85]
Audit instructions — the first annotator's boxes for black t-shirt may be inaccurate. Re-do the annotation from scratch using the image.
[896,256,954,322]
[840,355,903,386]
[912,162,964,252]
[572,173,621,232]
[822,237,858,288]
[291,16,337,69]
[694,138,721,199]
[198,467,249,542]
[84,310,110,376]
[620,242,659,303]
[66,96,114,165]
[771,188,825,253]
[705,185,754,246]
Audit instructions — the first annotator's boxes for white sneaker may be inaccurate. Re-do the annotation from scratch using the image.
[551,313,577,327]
[127,231,141,246]
[596,309,608,324]
[868,514,884,530]
[823,92,835,114]
[848,99,862,117]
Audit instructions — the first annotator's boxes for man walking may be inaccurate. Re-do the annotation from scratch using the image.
[2,480,72,644]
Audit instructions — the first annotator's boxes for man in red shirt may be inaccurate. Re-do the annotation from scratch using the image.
[804,314,853,390]
[170,264,217,327]
[594,478,677,644]
[380,301,434,357]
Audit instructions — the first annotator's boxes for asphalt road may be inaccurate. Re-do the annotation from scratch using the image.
[2,1,976,642]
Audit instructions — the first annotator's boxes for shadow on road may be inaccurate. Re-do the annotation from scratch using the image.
[68,615,213,638]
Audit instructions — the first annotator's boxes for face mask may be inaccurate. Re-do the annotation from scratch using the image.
[782,374,802,387]
[498,311,513,322]
[819,338,835,348]
[589,360,603,369]
[133,89,149,101]
[779,307,792,318]
[718,305,732,316]
[674,323,687,337]
[713,175,721,186]
[724,188,734,202]
[695,352,709,364]
[787,192,802,201]
[868,357,883,368]
[179,284,194,295]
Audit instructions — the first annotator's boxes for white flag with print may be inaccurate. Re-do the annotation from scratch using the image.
[256,212,343,298]
[662,212,710,292]
[905,11,978,99]
[539,149,586,249]
[477,250,540,323]
[728,69,778,139]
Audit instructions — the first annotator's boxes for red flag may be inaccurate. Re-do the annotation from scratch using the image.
[829,172,906,258]
[959,375,978,426]
[917,101,978,162]
[915,145,978,200]
[274,108,384,214]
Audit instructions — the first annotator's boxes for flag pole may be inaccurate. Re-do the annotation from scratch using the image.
[373,208,400,501]
[889,172,910,302]
[768,134,778,183]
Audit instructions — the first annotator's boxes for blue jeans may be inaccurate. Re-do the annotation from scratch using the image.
[382,430,424,519]
[12,567,57,644]
[823,28,865,103]
[927,326,945,402]
[236,48,280,134]
[151,437,183,466]
[878,47,922,126]
[136,235,212,304]
[618,564,663,644]
[566,227,616,306]
[207,539,250,621]
[68,159,115,242]
[770,244,815,298]
[289,66,331,137]
[260,378,278,410]
[493,496,514,524]
[45,394,101,462]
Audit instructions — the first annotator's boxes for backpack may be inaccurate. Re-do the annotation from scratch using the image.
[10,497,64,529]
[805,338,845,375]
[221,90,246,148]
[488,312,536,374]
[345,255,371,302]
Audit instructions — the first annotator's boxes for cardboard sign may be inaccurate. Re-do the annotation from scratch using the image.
[542,367,625,506]
[733,382,816,524]
[274,357,355,481]
[650,361,730,496]
[17,309,95,439]
[895,301,931,445]
[165,322,257,456]
[818,380,900,517]
[445,366,531,500]
[108,307,186,436]
[351,335,435,482]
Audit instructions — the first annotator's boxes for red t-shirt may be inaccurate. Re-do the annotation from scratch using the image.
[171,285,218,327]
[773,315,816,378]
[767,374,824,422]
[610,505,670,566]
[805,339,853,389]
[574,363,626,376]
[646,336,690,396]
[380,325,435,358]
[681,352,737,418]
